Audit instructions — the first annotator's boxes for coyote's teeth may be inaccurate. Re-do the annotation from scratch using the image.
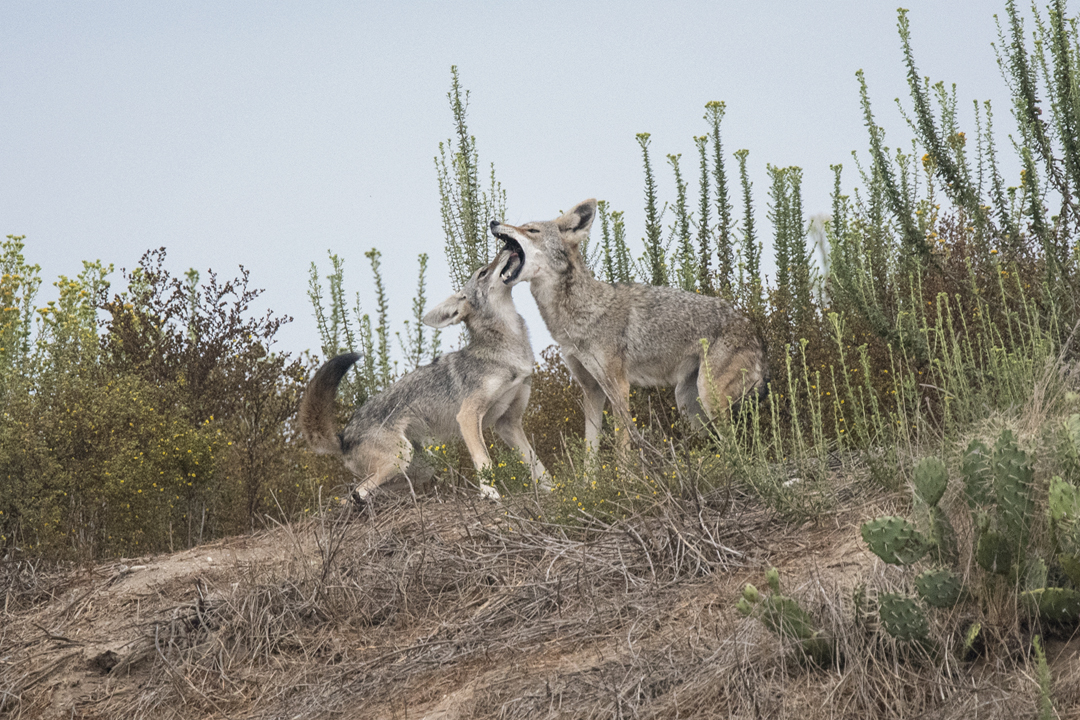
[499,251,522,283]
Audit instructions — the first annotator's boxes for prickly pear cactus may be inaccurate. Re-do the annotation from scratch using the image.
[961,621,982,660]
[908,456,957,565]
[1059,554,1080,587]
[1044,475,1080,590]
[1026,557,1049,591]
[857,425,1080,652]
[914,568,965,608]
[913,456,948,507]
[739,586,817,640]
[738,583,762,607]
[877,593,930,642]
[921,505,959,565]
[992,430,1034,549]
[765,566,781,594]
[1020,587,1080,624]
[861,516,929,565]
[1017,469,1080,625]
[1060,414,1080,484]
[1049,475,1080,527]
[737,569,832,664]
[961,439,993,511]
[959,429,1035,580]
[1049,475,1080,569]
[975,531,1015,575]
[1065,413,1080,445]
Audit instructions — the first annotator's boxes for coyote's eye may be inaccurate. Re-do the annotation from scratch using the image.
[478,268,488,278]
[527,228,540,234]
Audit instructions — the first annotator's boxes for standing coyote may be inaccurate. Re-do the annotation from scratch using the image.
[490,199,768,454]
[299,248,546,503]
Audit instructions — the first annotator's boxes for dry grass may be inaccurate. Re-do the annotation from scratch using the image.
[3,463,1077,720]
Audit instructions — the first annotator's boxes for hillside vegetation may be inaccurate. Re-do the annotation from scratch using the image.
[4,3,1080,718]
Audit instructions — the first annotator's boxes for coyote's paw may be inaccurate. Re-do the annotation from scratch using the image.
[344,486,372,507]
[479,484,501,501]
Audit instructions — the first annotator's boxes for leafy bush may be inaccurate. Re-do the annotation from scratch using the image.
[0,243,323,560]
[0,371,221,556]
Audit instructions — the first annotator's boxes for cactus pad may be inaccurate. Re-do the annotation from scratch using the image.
[1026,557,1048,592]
[961,621,982,661]
[735,597,755,617]
[739,582,816,639]
[1062,414,1080,483]
[861,516,929,565]
[914,568,965,608]
[1020,587,1080,624]
[877,593,930,642]
[1059,553,1080,588]
[756,595,818,640]
[962,438,993,511]
[992,430,1035,547]
[913,456,948,507]
[765,567,780,594]
[1065,413,1080,445]
[738,573,833,665]
[1049,475,1080,525]
[924,506,959,565]
[975,531,1015,575]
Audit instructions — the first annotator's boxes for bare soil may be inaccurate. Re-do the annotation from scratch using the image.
[3,482,1079,719]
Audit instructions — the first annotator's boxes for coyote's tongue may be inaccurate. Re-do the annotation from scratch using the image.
[500,251,522,283]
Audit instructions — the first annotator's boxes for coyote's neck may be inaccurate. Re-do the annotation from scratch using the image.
[464,303,533,367]
[529,256,609,346]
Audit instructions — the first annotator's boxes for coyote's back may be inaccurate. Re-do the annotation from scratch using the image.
[491,199,767,453]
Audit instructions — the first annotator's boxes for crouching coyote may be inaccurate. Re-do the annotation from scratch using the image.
[490,199,768,454]
[299,248,547,503]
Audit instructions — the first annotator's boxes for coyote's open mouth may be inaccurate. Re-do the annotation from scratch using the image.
[500,245,523,284]
[497,235,524,284]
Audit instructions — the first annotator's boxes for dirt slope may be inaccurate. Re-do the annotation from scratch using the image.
[2,531,294,717]
[2,485,1077,719]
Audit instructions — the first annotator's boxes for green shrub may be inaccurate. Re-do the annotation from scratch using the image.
[0,246,325,560]
[0,371,221,556]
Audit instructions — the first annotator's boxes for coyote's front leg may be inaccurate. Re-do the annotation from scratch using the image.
[456,398,501,501]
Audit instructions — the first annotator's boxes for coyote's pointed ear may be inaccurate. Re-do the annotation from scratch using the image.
[555,199,597,246]
[422,292,469,328]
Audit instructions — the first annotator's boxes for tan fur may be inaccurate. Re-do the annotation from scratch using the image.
[491,200,768,456]
[298,249,546,503]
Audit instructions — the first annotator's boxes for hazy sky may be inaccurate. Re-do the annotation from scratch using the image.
[2,2,1033,358]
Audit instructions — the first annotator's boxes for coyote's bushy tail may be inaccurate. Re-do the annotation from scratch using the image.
[299,352,360,456]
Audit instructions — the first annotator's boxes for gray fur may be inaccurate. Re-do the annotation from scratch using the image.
[299,352,362,456]
[491,199,768,455]
[299,249,546,503]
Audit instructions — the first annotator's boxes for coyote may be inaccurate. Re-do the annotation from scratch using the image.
[299,248,546,503]
[490,199,768,453]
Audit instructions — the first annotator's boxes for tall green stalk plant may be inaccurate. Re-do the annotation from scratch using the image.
[436,66,507,289]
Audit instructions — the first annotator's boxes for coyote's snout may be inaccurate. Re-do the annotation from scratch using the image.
[491,199,768,454]
[299,248,546,503]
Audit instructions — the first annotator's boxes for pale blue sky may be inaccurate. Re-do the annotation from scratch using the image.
[2,2,1029,357]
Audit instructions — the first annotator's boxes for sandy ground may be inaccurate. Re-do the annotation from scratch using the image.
[3,486,1079,719]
